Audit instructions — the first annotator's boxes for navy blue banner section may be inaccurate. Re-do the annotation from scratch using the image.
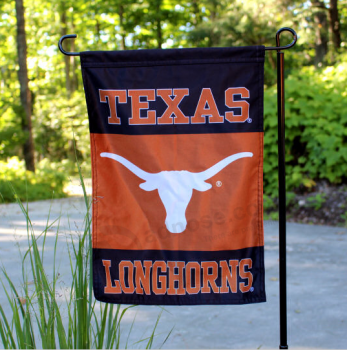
[81,46,264,66]
[93,247,266,305]
[81,46,264,136]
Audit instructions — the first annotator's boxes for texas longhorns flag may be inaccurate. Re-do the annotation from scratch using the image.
[80,46,266,305]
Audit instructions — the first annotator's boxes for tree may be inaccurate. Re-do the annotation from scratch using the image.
[0,0,345,171]
[312,0,329,66]
[15,0,35,172]
[309,0,342,64]
[328,0,341,50]
[59,0,72,95]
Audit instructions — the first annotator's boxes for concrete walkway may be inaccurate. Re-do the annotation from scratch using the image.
[0,197,346,349]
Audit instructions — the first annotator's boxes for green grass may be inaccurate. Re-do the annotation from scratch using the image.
[0,157,67,203]
[0,167,170,349]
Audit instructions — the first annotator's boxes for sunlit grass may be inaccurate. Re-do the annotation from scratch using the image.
[0,157,67,203]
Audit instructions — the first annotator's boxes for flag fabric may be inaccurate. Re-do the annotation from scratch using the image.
[80,46,266,305]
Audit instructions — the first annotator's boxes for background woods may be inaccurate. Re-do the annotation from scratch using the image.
[0,0,346,213]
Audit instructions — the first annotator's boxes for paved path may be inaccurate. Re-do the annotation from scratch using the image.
[0,197,347,349]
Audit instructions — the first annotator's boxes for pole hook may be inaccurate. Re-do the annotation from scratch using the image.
[58,34,81,56]
[265,27,297,51]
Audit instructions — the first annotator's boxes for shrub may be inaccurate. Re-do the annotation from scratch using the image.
[264,62,347,197]
[0,157,67,203]
[33,92,90,164]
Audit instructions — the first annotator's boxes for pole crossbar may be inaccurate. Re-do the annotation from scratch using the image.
[58,28,297,349]
[58,28,297,56]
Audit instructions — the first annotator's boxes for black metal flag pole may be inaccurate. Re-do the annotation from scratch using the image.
[265,27,297,349]
[58,27,297,349]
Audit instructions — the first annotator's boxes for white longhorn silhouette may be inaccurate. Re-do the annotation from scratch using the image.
[100,151,253,233]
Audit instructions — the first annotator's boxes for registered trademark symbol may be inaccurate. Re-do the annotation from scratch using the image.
[216,181,222,187]
[247,118,252,123]
[250,287,254,292]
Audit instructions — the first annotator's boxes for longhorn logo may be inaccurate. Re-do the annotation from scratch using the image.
[101,152,253,234]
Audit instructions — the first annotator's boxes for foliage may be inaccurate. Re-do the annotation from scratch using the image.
[263,194,276,212]
[306,193,327,210]
[34,92,90,163]
[0,98,26,158]
[0,157,67,202]
[0,176,169,349]
[341,211,347,227]
[0,0,347,201]
[264,60,347,197]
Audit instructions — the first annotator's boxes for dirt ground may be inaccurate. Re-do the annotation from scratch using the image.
[270,181,347,227]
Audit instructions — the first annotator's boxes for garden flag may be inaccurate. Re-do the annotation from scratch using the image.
[80,46,266,305]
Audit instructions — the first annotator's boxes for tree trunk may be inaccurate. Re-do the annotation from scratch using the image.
[156,19,162,49]
[209,0,218,20]
[155,0,162,49]
[60,6,71,95]
[312,1,329,66]
[191,0,202,26]
[15,0,35,172]
[71,21,78,92]
[118,3,127,50]
[95,19,100,43]
[328,0,341,50]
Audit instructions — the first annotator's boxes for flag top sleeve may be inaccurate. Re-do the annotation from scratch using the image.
[80,45,266,305]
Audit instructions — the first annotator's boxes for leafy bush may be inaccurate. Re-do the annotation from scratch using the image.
[264,61,347,197]
[0,157,67,203]
[0,96,26,159]
[34,92,90,163]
